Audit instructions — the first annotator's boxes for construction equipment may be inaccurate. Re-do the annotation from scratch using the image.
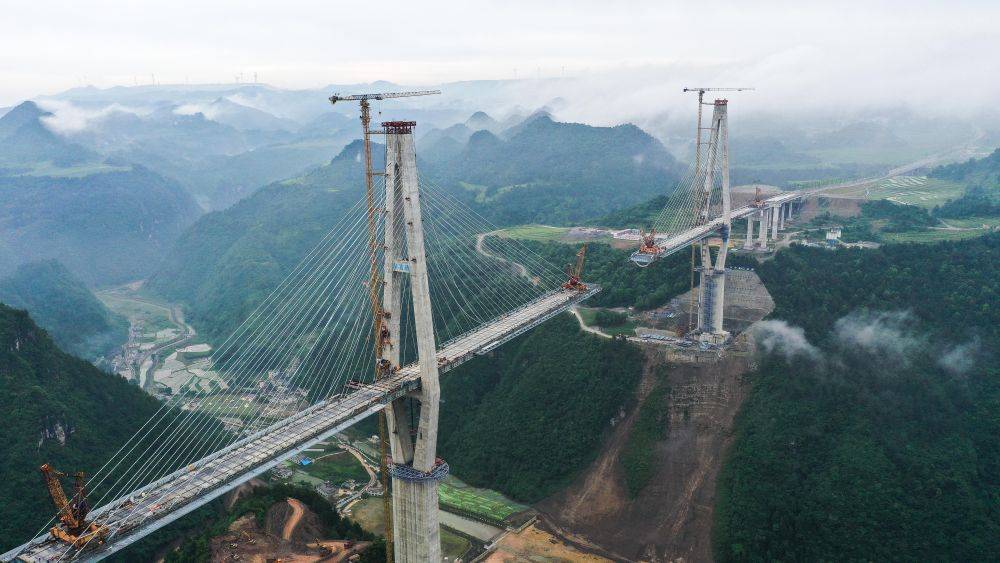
[330,89,440,563]
[40,464,107,549]
[562,244,589,291]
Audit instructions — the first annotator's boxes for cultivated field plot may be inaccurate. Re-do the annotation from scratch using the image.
[439,476,530,527]
[196,394,260,418]
[880,229,990,244]
[497,224,570,242]
[299,450,369,484]
[824,176,964,208]
[99,292,177,332]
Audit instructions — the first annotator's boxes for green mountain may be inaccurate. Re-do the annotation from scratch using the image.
[0,165,200,286]
[0,304,163,551]
[714,234,1000,561]
[0,101,96,170]
[427,115,681,224]
[0,260,128,359]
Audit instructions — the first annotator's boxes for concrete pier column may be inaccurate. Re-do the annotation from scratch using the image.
[771,205,779,239]
[757,209,768,249]
[743,215,755,249]
[778,203,785,230]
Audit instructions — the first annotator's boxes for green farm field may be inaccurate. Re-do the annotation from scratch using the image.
[299,450,369,484]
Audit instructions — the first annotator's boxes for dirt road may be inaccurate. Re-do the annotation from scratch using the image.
[282,499,305,540]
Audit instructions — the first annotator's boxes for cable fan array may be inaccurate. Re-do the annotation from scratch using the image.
[646,132,729,240]
[21,168,576,561]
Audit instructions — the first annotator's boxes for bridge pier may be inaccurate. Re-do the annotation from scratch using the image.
[778,203,785,230]
[757,209,768,250]
[381,122,445,563]
[770,204,779,239]
[743,215,755,250]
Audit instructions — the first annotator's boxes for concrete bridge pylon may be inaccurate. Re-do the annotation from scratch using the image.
[694,99,732,344]
[381,121,446,563]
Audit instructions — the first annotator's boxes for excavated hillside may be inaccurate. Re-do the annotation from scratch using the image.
[207,499,369,562]
[539,270,774,562]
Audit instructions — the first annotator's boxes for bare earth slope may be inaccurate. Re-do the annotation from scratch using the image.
[539,272,774,562]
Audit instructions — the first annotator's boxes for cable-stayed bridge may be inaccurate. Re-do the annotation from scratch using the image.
[4,94,905,563]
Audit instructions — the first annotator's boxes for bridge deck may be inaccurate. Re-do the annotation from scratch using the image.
[6,286,599,563]
[649,186,832,259]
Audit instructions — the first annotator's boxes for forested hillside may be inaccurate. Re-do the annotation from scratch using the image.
[0,305,161,550]
[0,166,200,285]
[930,147,1000,188]
[714,234,1000,561]
[0,260,127,359]
[0,101,96,169]
[512,240,696,310]
[439,314,644,502]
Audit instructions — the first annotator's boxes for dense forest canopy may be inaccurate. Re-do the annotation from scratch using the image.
[714,234,1000,561]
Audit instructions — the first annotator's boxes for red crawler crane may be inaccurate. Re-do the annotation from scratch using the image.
[562,244,589,291]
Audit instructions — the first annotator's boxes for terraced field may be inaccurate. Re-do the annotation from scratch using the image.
[439,476,530,527]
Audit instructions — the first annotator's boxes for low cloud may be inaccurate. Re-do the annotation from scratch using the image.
[36,99,150,135]
[832,310,921,365]
[752,319,820,362]
[938,339,980,377]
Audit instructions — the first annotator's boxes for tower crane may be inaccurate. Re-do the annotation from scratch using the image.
[329,88,440,563]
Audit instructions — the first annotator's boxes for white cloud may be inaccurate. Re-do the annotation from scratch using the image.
[832,310,920,364]
[35,99,151,134]
[752,319,820,362]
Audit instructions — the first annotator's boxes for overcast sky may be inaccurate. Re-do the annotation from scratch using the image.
[1,0,997,114]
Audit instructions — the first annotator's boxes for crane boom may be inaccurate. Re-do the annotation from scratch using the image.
[329,89,441,104]
[683,87,754,93]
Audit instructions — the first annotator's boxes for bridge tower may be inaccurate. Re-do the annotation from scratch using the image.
[694,100,732,343]
[380,121,447,562]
